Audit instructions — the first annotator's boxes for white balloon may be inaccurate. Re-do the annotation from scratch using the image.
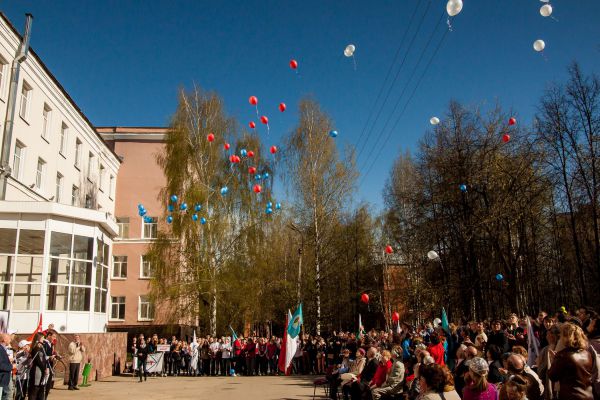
[446,0,463,17]
[533,39,545,52]
[344,44,355,57]
[427,250,440,261]
[540,0,550,2]
[430,117,440,125]
[540,4,552,17]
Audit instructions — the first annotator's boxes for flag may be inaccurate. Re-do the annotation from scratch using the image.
[396,321,401,335]
[27,313,43,342]
[229,325,238,342]
[190,330,198,371]
[287,304,303,339]
[441,308,450,335]
[358,314,365,339]
[284,310,298,373]
[278,312,289,374]
[526,317,540,367]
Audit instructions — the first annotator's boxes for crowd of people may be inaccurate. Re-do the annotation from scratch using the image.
[0,325,86,400]
[130,307,600,400]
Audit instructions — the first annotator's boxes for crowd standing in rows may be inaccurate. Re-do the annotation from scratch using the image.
[130,307,600,399]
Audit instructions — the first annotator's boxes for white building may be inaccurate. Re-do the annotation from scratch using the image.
[0,13,120,333]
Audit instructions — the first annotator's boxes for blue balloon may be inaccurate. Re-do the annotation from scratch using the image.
[240,149,247,157]
[263,172,269,179]
[329,130,338,138]
[143,216,153,223]
[170,195,178,203]
[275,202,281,210]
[220,186,229,195]
[180,202,188,211]
[200,217,207,225]
[192,214,199,221]
[194,204,202,212]
[167,204,175,212]
[255,174,262,181]
[230,368,235,376]
[459,184,467,192]
[166,215,173,224]
[137,203,144,210]
[267,202,273,208]
[139,209,147,217]
[265,207,273,215]
[496,273,504,281]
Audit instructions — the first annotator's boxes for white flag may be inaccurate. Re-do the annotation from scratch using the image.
[526,317,540,367]
[284,310,297,371]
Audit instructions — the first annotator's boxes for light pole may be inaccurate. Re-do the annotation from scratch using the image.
[288,223,304,303]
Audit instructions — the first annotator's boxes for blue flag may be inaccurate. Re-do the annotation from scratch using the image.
[229,325,238,341]
[287,303,303,339]
[441,307,450,335]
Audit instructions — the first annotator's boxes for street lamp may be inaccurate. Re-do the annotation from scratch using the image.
[287,223,304,303]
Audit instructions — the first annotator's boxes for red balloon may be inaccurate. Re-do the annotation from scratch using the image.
[229,155,236,163]
[508,117,516,126]
[260,116,269,125]
[248,166,257,174]
[385,245,393,254]
[207,133,215,142]
[247,150,255,158]
[270,145,278,154]
[249,121,256,129]
[249,96,258,106]
[224,143,230,150]
[361,293,369,304]
[502,134,511,143]
[290,59,298,70]
[253,184,262,193]
[392,312,400,322]
[279,103,286,112]
[234,155,241,163]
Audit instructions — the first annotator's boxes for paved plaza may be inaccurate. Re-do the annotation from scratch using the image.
[51,375,324,400]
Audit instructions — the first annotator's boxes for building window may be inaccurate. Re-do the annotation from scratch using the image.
[109,175,115,199]
[12,141,25,180]
[142,217,157,239]
[0,57,6,97]
[69,286,91,311]
[116,217,129,239]
[138,295,154,320]
[110,296,125,320]
[55,173,63,203]
[71,185,79,206]
[85,194,92,209]
[140,255,152,278]
[87,152,94,180]
[112,256,127,278]
[13,284,41,310]
[35,158,46,190]
[60,123,68,156]
[19,81,32,120]
[42,104,51,140]
[74,138,82,168]
[99,164,105,191]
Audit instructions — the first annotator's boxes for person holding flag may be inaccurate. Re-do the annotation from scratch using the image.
[280,304,303,375]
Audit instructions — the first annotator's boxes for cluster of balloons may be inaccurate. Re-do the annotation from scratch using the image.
[502,117,517,143]
[165,195,208,225]
[264,201,283,215]
[533,1,554,53]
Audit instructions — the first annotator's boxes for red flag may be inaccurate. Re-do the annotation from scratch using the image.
[278,312,288,374]
[27,313,43,342]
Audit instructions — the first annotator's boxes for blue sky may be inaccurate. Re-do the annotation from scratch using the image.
[3,0,599,209]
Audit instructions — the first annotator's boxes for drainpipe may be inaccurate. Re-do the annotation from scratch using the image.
[0,13,33,200]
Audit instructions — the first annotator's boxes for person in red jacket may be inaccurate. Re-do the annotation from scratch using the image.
[427,334,445,366]
[369,350,392,390]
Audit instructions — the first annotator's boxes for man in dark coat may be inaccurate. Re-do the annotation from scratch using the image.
[0,333,13,400]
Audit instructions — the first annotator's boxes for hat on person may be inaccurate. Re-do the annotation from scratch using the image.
[18,339,31,348]
[469,357,489,375]
[7,329,17,335]
[358,348,366,356]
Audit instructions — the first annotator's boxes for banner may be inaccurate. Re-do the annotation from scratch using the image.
[156,344,170,352]
[146,352,164,373]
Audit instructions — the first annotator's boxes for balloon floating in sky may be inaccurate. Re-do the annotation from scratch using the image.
[241,149,247,157]
[289,59,298,70]
[167,204,174,212]
[247,151,255,158]
[143,216,153,223]
[392,311,400,322]
[361,293,369,304]
[224,142,230,150]
[329,130,338,138]
[249,121,256,129]
[459,184,467,192]
[255,174,262,181]
[533,39,545,52]
[249,96,258,106]
[446,0,463,17]
[279,103,286,112]
[192,214,199,222]
[275,202,281,210]
[248,166,257,174]
[170,195,178,203]
[270,145,278,154]
[253,184,262,194]
[194,204,201,212]
[265,207,273,215]
[207,133,215,142]
[260,116,269,125]
[385,245,394,254]
[540,4,552,17]
[430,117,440,125]
[496,273,504,281]
[180,202,188,211]
[503,134,511,143]
[200,217,207,225]
[344,44,355,57]
[508,117,517,126]
[263,172,269,179]
[267,202,273,209]
[220,186,229,195]
[166,215,173,224]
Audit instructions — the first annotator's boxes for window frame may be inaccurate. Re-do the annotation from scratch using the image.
[71,185,79,206]
[59,123,68,156]
[12,141,25,181]
[138,295,154,321]
[41,103,52,141]
[74,138,82,169]
[19,81,32,121]
[35,157,46,191]
[140,255,152,279]
[112,255,127,279]
[116,217,129,239]
[110,296,125,320]
[142,217,157,239]
[55,172,63,203]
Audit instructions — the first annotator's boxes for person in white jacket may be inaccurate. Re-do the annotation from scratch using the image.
[67,335,85,390]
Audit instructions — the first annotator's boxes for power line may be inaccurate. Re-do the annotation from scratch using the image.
[354,1,430,157]
[359,11,446,173]
[360,27,449,185]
